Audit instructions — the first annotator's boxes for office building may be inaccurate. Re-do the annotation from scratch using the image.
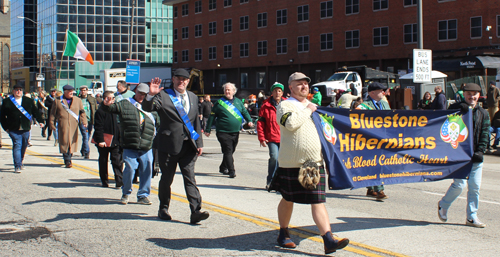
[11,0,173,91]
[163,0,500,96]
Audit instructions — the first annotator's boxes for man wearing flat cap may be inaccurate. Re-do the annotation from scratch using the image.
[272,72,349,254]
[49,85,87,168]
[438,83,490,228]
[102,83,159,205]
[1,84,44,173]
[357,82,390,201]
[144,68,210,224]
[78,85,97,159]
[486,81,500,122]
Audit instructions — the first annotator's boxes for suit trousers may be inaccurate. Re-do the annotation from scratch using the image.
[158,140,202,213]
[216,132,240,174]
[97,145,124,187]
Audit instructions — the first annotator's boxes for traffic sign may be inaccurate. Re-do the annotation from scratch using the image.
[126,59,140,84]
[36,73,45,81]
[413,49,432,83]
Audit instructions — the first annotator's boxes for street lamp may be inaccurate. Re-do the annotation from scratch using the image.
[17,16,44,84]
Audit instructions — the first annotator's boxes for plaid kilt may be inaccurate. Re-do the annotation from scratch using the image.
[274,166,326,204]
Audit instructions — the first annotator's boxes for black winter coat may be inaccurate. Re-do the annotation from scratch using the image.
[93,104,121,147]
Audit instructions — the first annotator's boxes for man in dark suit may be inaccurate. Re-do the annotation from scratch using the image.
[143,68,209,224]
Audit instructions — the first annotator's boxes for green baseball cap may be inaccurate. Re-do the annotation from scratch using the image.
[271,82,284,92]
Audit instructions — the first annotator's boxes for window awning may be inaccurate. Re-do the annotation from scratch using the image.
[433,56,500,71]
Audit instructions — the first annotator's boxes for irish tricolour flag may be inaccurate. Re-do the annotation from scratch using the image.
[63,30,94,65]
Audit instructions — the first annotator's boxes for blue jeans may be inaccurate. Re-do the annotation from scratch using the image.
[79,123,93,156]
[122,149,152,199]
[489,127,500,146]
[440,162,483,220]
[266,142,280,184]
[8,130,29,169]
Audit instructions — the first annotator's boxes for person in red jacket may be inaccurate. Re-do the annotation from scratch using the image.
[258,82,286,189]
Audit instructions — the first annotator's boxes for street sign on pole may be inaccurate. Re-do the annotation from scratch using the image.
[126,59,140,84]
[413,49,432,83]
[36,73,45,81]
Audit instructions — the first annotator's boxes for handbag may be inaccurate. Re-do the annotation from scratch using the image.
[298,160,320,190]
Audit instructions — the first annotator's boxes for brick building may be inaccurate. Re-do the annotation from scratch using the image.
[163,0,500,96]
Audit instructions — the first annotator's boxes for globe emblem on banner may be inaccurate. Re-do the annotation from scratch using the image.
[320,115,337,145]
[440,114,468,149]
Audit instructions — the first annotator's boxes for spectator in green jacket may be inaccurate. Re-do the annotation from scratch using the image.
[311,87,322,106]
[204,82,253,178]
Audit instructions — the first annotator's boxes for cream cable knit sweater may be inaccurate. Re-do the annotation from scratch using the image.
[277,98,323,168]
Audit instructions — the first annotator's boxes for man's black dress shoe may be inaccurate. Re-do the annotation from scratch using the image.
[158,209,172,220]
[190,211,209,224]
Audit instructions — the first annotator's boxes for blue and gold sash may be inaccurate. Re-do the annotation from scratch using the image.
[165,89,199,140]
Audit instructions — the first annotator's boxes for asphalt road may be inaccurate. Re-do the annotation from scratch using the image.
[0,126,499,256]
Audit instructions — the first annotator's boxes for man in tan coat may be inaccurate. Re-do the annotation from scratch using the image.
[49,85,87,168]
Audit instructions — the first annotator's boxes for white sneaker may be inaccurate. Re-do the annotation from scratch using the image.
[14,167,21,173]
[466,218,486,228]
[438,202,448,222]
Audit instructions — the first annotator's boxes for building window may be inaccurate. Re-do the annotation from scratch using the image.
[224,19,232,33]
[241,73,248,88]
[240,0,249,3]
[195,1,202,13]
[240,16,249,30]
[438,19,457,41]
[298,36,309,52]
[209,21,217,35]
[173,51,177,63]
[258,40,267,56]
[404,23,417,43]
[240,43,249,57]
[174,6,177,18]
[320,33,333,50]
[298,5,309,22]
[224,45,232,59]
[258,13,267,28]
[277,9,287,25]
[195,24,202,37]
[373,0,388,11]
[404,0,416,6]
[498,15,500,37]
[209,46,217,60]
[224,0,232,7]
[320,1,333,18]
[373,27,389,46]
[276,38,287,54]
[346,0,359,15]
[182,50,189,62]
[182,26,188,39]
[209,0,216,10]
[174,28,178,40]
[182,3,188,16]
[471,16,482,38]
[195,48,202,61]
[257,72,266,88]
[345,30,360,48]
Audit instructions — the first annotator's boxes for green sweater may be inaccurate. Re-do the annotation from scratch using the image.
[206,97,252,133]
[311,92,322,105]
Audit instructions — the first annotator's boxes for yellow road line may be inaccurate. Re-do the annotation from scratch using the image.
[18,146,410,257]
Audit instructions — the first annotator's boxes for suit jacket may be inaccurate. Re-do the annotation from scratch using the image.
[143,89,203,155]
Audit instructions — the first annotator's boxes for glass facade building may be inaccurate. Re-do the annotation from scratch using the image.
[11,0,172,90]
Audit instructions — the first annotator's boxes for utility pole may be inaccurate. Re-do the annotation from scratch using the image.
[417,0,423,49]
[128,0,136,59]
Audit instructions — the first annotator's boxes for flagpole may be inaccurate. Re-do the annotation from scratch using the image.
[57,26,69,89]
